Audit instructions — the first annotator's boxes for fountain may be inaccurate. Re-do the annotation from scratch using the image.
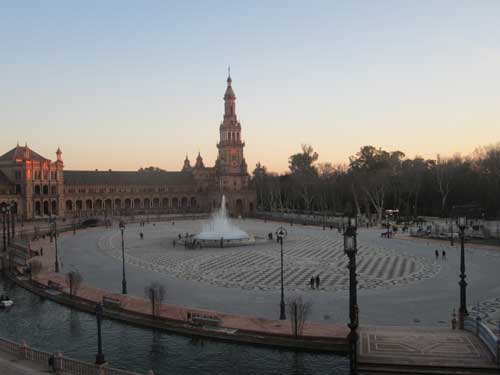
[194,195,254,247]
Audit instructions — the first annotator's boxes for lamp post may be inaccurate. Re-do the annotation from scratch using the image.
[10,205,15,239]
[53,217,60,273]
[450,218,454,246]
[119,220,127,294]
[95,303,106,365]
[2,207,6,252]
[276,226,287,320]
[344,217,358,374]
[6,204,11,246]
[386,215,390,238]
[457,216,468,329]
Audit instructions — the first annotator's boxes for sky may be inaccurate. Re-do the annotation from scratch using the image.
[1,1,499,173]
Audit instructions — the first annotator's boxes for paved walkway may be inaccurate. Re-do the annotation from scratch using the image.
[32,272,348,340]
[0,351,50,375]
[358,325,499,371]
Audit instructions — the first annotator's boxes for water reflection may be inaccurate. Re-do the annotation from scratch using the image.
[0,277,348,374]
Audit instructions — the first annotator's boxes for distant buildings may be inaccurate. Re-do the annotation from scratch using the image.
[0,74,256,220]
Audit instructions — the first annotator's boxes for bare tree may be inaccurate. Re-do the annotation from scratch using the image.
[29,259,42,281]
[67,270,83,297]
[145,282,166,317]
[286,295,312,338]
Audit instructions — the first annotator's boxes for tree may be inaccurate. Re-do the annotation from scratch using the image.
[29,259,42,281]
[138,166,166,172]
[289,145,319,211]
[349,146,405,223]
[286,295,312,338]
[67,270,83,297]
[145,282,166,317]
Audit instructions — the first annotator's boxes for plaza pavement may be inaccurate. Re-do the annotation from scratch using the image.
[0,351,50,375]
[30,218,500,329]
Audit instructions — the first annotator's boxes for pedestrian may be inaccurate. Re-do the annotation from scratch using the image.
[435,249,439,260]
[310,277,315,290]
[442,250,446,259]
[48,355,55,372]
[315,275,320,289]
[178,233,182,240]
[140,232,144,240]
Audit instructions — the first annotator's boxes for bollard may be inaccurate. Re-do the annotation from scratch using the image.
[451,309,457,330]
[20,340,28,359]
[54,352,64,375]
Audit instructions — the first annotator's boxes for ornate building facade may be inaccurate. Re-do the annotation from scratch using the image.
[0,75,256,220]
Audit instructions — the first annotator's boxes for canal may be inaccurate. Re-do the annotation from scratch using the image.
[0,277,349,374]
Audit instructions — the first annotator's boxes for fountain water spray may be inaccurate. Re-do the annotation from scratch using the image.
[195,195,249,242]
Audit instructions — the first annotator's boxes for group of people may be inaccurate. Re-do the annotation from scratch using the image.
[435,249,446,260]
[309,275,321,290]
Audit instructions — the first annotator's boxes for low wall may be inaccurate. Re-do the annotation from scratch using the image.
[0,336,149,375]
[464,316,500,364]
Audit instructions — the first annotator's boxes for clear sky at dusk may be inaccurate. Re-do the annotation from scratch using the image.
[1,1,499,173]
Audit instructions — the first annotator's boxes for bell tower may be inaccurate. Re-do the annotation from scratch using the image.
[216,70,248,181]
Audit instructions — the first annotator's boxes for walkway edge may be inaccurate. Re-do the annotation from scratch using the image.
[7,274,349,354]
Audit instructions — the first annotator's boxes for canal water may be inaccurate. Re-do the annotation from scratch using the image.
[0,277,348,374]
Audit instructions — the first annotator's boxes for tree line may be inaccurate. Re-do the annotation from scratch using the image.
[252,143,500,221]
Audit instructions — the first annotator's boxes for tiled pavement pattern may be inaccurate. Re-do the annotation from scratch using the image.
[358,325,498,369]
[96,221,440,292]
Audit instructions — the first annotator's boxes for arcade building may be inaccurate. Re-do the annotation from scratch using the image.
[0,74,256,220]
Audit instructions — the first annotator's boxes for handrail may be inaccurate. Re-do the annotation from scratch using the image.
[0,336,151,374]
[463,316,499,364]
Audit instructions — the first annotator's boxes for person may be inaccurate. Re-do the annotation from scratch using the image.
[178,233,182,240]
[48,355,55,372]
[140,232,144,240]
[315,275,320,289]
[435,249,439,260]
[172,221,175,225]
[310,277,315,290]
[442,250,446,259]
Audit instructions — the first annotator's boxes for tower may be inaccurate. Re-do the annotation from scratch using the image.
[216,71,249,185]
[215,71,253,216]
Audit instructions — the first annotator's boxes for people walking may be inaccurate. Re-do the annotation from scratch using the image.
[442,250,446,259]
[315,275,320,289]
[435,249,439,260]
[310,277,315,290]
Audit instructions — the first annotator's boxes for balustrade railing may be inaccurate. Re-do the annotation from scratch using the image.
[464,316,499,364]
[0,336,152,374]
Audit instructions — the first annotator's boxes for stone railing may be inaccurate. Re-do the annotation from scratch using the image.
[464,316,500,364]
[0,336,152,374]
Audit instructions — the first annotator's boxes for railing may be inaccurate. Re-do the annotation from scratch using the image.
[0,336,153,374]
[464,316,499,364]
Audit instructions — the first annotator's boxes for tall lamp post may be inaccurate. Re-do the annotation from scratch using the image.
[53,217,60,272]
[2,207,7,252]
[344,217,359,374]
[119,220,127,294]
[457,216,468,329]
[276,226,287,320]
[95,303,106,365]
[6,204,11,246]
[450,218,454,246]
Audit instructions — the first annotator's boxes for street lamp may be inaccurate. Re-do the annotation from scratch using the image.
[6,204,11,246]
[276,226,287,320]
[95,303,106,365]
[450,219,454,246]
[457,216,468,329]
[52,216,60,273]
[344,217,358,375]
[119,220,127,294]
[2,206,7,252]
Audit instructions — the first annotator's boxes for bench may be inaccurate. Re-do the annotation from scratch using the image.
[102,296,121,309]
[47,280,64,291]
[188,312,221,327]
